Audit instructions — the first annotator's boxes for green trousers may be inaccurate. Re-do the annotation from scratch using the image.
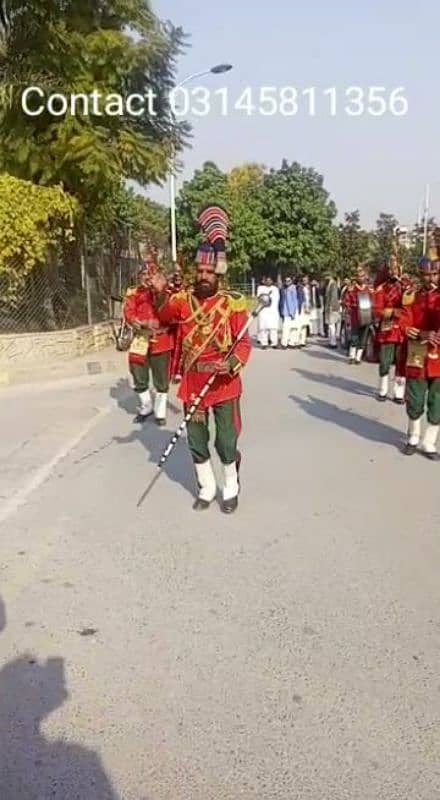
[350,325,369,350]
[186,398,241,465]
[406,378,440,424]
[130,352,170,394]
[379,343,397,377]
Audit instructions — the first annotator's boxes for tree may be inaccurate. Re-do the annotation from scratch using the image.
[0,0,188,209]
[262,159,337,271]
[87,183,169,256]
[0,173,77,325]
[337,210,371,275]
[371,213,399,268]
[227,163,268,271]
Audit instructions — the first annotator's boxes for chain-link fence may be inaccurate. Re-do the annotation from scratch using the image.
[0,255,257,335]
[225,279,255,296]
[0,250,141,334]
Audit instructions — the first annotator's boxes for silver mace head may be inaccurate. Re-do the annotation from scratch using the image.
[258,293,272,308]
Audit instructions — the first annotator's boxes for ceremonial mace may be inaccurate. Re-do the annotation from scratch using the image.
[136,293,270,507]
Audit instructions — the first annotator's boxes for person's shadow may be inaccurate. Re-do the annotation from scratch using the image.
[0,596,118,800]
[292,367,373,398]
[110,377,196,497]
[302,345,346,363]
[0,596,5,633]
[109,377,180,416]
[114,423,196,497]
[289,394,403,447]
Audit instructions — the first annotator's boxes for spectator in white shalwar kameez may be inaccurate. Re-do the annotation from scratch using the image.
[257,277,280,348]
[298,275,311,347]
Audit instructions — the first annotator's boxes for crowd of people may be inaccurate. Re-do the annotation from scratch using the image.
[256,272,350,351]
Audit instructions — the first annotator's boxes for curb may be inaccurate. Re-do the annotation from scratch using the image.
[0,353,126,388]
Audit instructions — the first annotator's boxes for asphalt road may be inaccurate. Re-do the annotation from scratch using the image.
[1,343,439,800]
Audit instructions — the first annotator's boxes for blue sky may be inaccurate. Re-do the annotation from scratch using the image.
[147,0,440,228]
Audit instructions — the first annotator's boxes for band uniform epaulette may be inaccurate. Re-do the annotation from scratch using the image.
[172,289,188,302]
[402,289,415,306]
[220,289,247,313]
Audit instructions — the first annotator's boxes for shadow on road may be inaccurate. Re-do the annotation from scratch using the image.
[302,346,346,363]
[292,368,373,398]
[0,595,118,800]
[0,596,5,632]
[109,377,180,416]
[113,422,195,497]
[289,394,403,447]
[109,377,134,415]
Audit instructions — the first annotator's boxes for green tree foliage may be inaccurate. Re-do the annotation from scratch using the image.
[262,160,337,270]
[227,164,267,269]
[0,0,188,208]
[337,210,371,275]
[0,173,77,301]
[87,182,169,256]
[371,213,399,268]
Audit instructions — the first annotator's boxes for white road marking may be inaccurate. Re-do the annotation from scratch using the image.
[0,406,110,525]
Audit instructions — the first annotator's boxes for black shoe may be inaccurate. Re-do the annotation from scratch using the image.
[422,450,440,461]
[134,412,152,423]
[193,497,212,511]
[222,496,238,514]
[261,345,268,350]
[393,398,405,405]
[377,394,387,402]
[155,417,166,427]
[402,442,417,456]
[348,358,356,365]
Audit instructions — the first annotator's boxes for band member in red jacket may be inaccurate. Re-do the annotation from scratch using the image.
[399,257,440,459]
[344,265,374,364]
[373,256,406,402]
[123,264,174,425]
[150,205,251,513]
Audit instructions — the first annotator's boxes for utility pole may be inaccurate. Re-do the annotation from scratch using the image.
[423,183,430,255]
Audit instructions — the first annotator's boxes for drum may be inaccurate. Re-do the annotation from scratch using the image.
[357,291,373,327]
[113,318,133,351]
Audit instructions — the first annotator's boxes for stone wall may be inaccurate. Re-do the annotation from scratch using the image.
[0,321,114,369]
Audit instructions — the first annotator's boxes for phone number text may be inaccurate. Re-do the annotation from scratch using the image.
[169,86,409,118]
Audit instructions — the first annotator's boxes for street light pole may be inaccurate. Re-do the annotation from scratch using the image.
[169,63,233,266]
[169,146,178,264]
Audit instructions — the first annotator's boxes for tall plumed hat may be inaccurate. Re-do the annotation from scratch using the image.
[196,204,229,275]
[418,256,436,272]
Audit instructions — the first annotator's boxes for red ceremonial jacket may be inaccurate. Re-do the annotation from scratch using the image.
[399,287,440,379]
[343,282,374,328]
[155,289,251,409]
[374,278,405,344]
[124,286,174,365]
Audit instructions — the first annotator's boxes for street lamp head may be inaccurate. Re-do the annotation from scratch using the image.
[210,63,233,74]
